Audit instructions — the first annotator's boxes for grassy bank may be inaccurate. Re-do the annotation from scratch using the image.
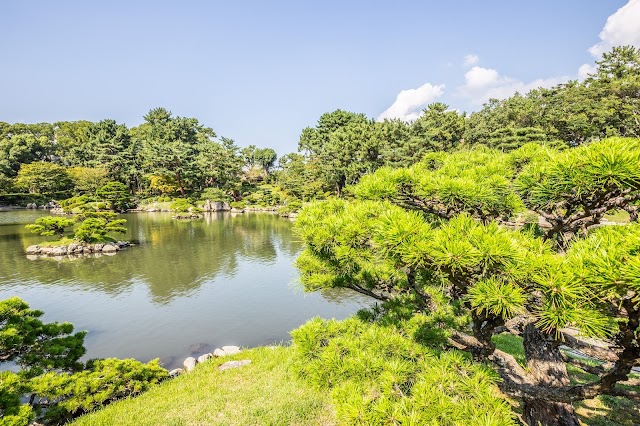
[72,346,335,426]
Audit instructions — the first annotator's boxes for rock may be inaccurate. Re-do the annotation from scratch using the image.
[197,353,213,364]
[222,202,231,211]
[218,360,251,371]
[168,368,183,378]
[222,345,241,355]
[83,247,91,254]
[68,243,78,252]
[26,203,37,209]
[102,244,117,253]
[93,243,104,252]
[230,208,245,213]
[213,348,226,357]
[183,357,197,372]
[52,246,67,256]
[26,245,41,255]
[40,247,53,255]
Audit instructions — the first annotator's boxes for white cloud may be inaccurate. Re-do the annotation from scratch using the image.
[589,0,640,58]
[578,63,596,80]
[377,83,445,122]
[464,54,480,67]
[457,66,565,105]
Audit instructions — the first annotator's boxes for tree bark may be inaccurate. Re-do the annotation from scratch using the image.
[522,324,579,426]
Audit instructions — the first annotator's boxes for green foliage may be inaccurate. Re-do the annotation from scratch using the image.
[355,147,526,222]
[0,298,166,425]
[30,358,167,424]
[0,372,34,426]
[96,181,132,212]
[25,216,75,238]
[73,212,127,243]
[199,187,228,202]
[0,297,86,377]
[170,198,193,213]
[14,162,72,194]
[292,318,515,425]
[68,167,109,194]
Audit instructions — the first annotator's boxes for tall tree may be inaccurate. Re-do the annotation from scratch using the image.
[138,108,216,196]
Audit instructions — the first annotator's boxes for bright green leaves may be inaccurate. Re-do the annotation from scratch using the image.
[516,137,640,209]
[468,279,526,319]
[355,148,525,221]
[0,297,86,377]
[291,318,515,426]
[25,216,75,238]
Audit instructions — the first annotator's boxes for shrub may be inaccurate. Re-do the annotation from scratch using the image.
[30,358,168,424]
[25,217,75,238]
[291,318,515,425]
[199,187,229,202]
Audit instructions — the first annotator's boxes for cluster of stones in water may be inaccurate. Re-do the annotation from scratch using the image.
[25,241,131,256]
[169,345,251,377]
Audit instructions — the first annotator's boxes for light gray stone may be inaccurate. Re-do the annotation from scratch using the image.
[183,357,197,372]
[197,353,213,364]
[213,348,226,357]
[52,246,67,256]
[168,368,183,378]
[218,360,251,371]
[102,244,118,253]
[93,243,104,252]
[222,345,241,355]
[40,247,53,255]
[26,245,41,255]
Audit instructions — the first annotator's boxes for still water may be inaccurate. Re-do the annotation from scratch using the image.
[0,210,370,369]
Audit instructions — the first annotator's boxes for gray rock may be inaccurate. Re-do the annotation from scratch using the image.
[230,208,245,213]
[52,246,67,256]
[68,243,78,252]
[26,245,41,255]
[218,360,251,371]
[83,246,91,254]
[213,348,226,357]
[222,345,241,355]
[183,357,197,372]
[197,353,213,364]
[40,247,53,255]
[168,368,183,378]
[102,244,118,253]
[93,243,104,252]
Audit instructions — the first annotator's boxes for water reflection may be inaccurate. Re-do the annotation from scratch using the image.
[0,210,370,367]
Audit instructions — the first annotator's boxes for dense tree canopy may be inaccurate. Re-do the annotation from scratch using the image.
[294,137,640,426]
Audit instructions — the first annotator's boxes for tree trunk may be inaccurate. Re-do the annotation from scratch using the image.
[522,323,579,426]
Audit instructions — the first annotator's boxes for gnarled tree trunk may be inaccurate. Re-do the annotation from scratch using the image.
[522,323,579,426]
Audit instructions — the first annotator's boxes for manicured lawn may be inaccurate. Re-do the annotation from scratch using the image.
[72,346,335,426]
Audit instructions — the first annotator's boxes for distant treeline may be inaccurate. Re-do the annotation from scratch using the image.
[2,46,638,203]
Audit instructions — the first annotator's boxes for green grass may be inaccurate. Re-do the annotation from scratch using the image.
[71,346,336,426]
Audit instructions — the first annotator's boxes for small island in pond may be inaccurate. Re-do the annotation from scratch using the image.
[24,211,130,257]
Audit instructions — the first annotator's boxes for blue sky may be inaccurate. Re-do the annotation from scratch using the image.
[1,1,636,154]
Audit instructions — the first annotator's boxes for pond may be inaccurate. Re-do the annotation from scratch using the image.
[0,210,371,369]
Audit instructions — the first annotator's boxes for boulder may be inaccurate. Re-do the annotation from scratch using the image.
[213,348,226,357]
[93,243,104,252]
[26,245,41,255]
[218,360,251,371]
[68,243,78,252]
[183,357,197,372]
[222,345,241,356]
[52,246,67,256]
[197,353,213,364]
[102,244,117,253]
[230,208,245,214]
[40,247,53,255]
[168,368,183,378]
